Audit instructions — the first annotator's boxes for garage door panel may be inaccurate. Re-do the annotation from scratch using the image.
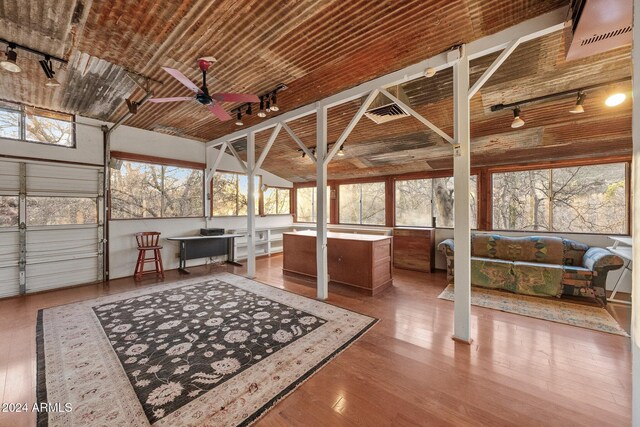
[27,164,99,195]
[0,267,19,297]
[26,258,99,293]
[0,161,20,192]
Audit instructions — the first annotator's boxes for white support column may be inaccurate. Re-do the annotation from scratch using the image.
[246,132,257,279]
[452,45,472,344]
[316,103,329,300]
[631,2,639,424]
[205,142,228,219]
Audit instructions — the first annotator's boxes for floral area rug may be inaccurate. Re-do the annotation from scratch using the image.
[36,272,376,426]
[438,284,628,337]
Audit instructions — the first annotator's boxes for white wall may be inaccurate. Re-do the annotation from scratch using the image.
[433,229,632,293]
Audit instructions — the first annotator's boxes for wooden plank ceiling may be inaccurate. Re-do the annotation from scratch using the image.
[0,0,632,181]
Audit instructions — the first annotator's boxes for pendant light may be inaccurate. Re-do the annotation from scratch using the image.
[569,91,586,114]
[0,44,21,73]
[511,106,524,128]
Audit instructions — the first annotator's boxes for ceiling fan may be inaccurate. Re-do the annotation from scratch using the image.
[148,58,259,121]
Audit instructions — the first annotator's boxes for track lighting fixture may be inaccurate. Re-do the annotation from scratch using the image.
[265,98,271,113]
[569,92,586,114]
[270,92,279,112]
[257,96,266,118]
[1,44,21,73]
[246,103,252,115]
[511,107,524,128]
[605,88,626,107]
[125,98,138,114]
[39,55,60,87]
[337,147,345,156]
[235,110,243,126]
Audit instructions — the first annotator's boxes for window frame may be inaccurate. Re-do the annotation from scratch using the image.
[337,180,387,226]
[209,169,261,218]
[488,159,630,236]
[0,99,76,148]
[262,185,292,216]
[109,152,206,220]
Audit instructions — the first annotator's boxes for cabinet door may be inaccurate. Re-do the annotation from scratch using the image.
[327,239,371,288]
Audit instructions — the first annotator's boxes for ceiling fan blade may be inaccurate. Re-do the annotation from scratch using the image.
[212,93,260,103]
[148,96,193,103]
[162,67,202,94]
[207,103,232,121]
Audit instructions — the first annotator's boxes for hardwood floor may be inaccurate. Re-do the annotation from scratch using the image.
[0,255,632,426]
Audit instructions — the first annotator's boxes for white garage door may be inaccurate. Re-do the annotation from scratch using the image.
[0,159,104,297]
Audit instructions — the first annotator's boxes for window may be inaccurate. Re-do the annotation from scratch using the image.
[211,172,259,216]
[492,163,627,234]
[0,196,18,227]
[111,160,204,219]
[339,182,385,225]
[296,187,330,223]
[395,176,477,228]
[27,197,97,226]
[264,187,291,215]
[0,101,74,147]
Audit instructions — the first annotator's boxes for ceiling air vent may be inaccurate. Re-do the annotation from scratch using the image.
[364,85,411,124]
[565,0,632,61]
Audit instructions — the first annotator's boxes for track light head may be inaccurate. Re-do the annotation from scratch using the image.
[265,98,271,113]
[246,104,252,115]
[337,147,345,156]
[511,107,524,128]
[235,110,243,126]
[1,44,21,73]
[569,91,586,114]
[39,56,61,87]
[270,92,279,112]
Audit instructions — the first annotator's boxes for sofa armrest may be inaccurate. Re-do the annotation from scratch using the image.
[438,239,455,257]
[582,247,624,272]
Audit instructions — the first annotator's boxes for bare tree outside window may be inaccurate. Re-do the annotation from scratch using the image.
[492,163,626,233]
[26,114,73,147]
[395,176,477,228]
[211,172,258,216]
[296,187,329,223]
[0,108,20,139]
[0,196,19,226]
[264,188,290,215]
[339,182,385,225]
[27,197,97,225]
[111,161,203,219]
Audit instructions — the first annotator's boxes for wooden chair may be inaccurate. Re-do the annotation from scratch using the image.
[134,232,165,280]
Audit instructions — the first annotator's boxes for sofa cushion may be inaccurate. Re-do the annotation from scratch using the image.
[471,234,564,264]
[471,257,515,292]
[512,261,564,297]
[562,239,589,266]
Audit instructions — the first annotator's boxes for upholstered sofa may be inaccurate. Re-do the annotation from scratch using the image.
[437,234,623,306]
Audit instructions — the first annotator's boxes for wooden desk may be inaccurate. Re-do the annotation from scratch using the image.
[282,230,393,295]
[166,234,244,274]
